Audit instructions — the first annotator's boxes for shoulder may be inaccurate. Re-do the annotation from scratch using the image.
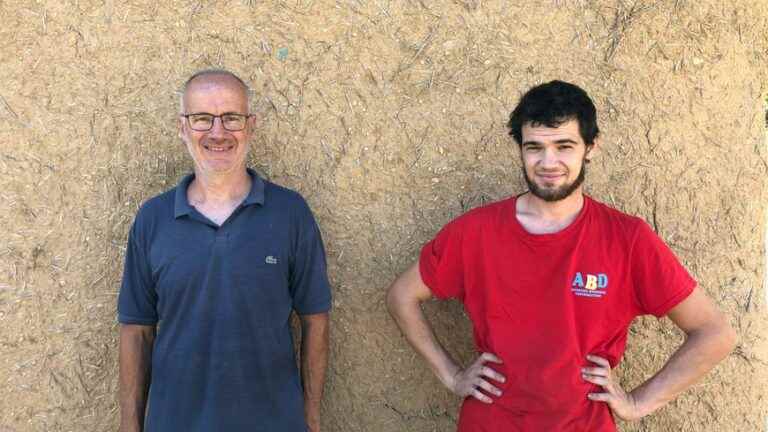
[443,196,513,233]
[263,180,312,212]
[460,196,512,223]
[133,187,176,229]
[123,187,177,248]
[588,198,658,254]
[263,180,306,205]
[262,180,319,231]
[587,196,646,230]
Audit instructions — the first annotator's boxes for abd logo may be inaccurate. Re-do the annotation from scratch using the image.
[571,272,608,298]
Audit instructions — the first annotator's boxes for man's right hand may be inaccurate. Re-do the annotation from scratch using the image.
[446,352,506,403]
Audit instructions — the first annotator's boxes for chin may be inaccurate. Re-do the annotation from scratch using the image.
[200,162,236,173]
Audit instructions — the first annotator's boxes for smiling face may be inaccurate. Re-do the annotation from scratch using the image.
[520,119,593,202]
[178,75,254,178]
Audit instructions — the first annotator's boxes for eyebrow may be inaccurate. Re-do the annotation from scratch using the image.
[522,138,579,146]
[184,111,249,116]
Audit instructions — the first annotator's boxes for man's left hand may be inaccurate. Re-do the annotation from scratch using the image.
[582,354,645,422]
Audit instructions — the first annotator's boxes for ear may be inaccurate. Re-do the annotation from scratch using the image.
[177,116,185,139]
[585,136,601,162]
[242,114,257,139]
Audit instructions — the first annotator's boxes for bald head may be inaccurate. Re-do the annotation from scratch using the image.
[179,69,252,113]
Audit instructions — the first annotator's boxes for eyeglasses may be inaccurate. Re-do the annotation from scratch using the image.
[181,113,251,131]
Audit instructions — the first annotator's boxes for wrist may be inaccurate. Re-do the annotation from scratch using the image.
[628,388,660,419]
[437,363,461,392]
[304,402,321,425]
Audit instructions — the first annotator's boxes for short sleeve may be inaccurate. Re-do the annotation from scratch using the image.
[419,218,466,300]
[117,220,159,325]
[289,200,332,315]
[630,221,696,317]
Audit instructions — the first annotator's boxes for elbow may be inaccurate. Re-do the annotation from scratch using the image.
[714,311,738,358]
[385,281,401,317]
[386,263,428,320]
[386,279,418,320]
[694,315,738,361]
[720,322,738,357]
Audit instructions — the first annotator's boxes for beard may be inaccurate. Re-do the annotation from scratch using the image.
[523,159,586,202]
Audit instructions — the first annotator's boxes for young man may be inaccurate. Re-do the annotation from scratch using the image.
[387,80,736,431]
[118,69,332,432]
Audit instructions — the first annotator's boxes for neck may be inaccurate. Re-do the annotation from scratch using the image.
[189,168,251,205]
[520,189,585,223]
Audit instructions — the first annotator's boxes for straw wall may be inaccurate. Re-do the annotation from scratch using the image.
[1,1,766,430]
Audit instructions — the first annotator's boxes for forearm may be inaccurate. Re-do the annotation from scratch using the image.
[300,313,330,425]
[630,320,736,415]
[119,325,155,432]
[386,294,460,388]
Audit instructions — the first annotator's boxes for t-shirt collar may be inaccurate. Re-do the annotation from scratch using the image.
[174,168,265,218]
[509,193,591,243]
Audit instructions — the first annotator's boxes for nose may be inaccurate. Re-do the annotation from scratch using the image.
[539,147,559,167]
[208,116,227,137]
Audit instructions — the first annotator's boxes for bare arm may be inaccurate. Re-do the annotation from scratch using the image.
[119,324,156,432]
[583,287,737,420]
[630,287,736,413]
[300,312,329,432]
[386,261,505,403]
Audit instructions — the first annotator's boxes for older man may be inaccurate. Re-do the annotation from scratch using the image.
[118,69,331,432]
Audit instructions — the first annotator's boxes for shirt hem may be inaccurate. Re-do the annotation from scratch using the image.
[118,314,159,325]
[418,251,450,299]
[649,280,696,318]
[294,301,332,315]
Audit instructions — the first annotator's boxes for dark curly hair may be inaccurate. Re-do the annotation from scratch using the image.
[507,80,599,146]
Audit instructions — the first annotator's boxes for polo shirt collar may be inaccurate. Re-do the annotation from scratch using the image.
[243,168,265,206]
[174,168,265,219]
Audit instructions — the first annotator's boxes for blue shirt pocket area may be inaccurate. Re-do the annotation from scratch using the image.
[229,235,292,328]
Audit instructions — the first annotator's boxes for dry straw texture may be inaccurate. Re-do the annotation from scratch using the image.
[0,0,766,431]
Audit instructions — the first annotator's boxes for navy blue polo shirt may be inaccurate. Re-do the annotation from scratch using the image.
[118,169,332,432]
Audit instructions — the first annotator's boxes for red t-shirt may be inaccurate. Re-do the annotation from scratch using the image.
[419,195,696,432]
